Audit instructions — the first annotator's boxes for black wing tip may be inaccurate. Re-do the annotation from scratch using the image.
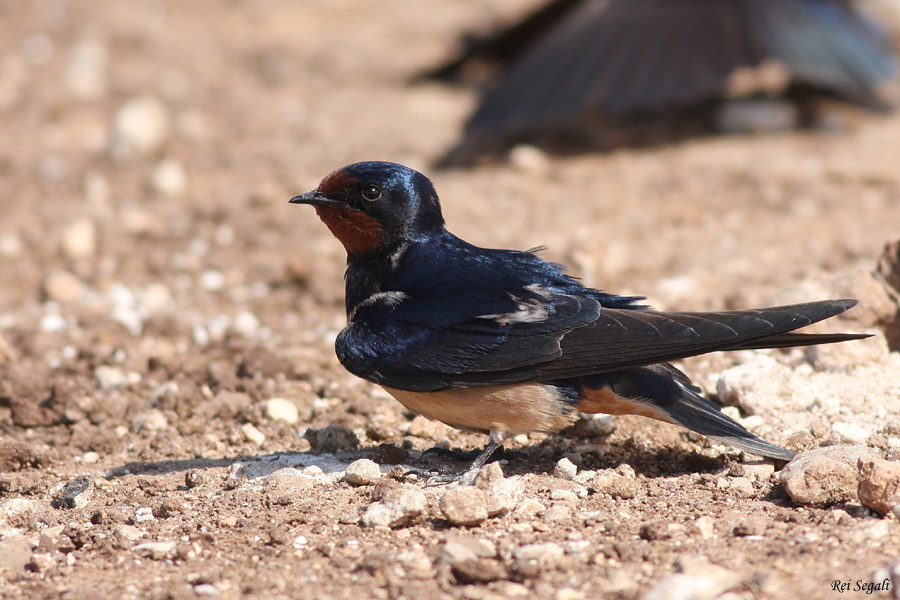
[829,298,859,312]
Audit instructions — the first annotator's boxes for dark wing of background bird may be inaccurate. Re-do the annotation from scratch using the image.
[429,0,897,163]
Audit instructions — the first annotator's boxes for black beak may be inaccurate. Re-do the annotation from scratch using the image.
[289,190,341,206]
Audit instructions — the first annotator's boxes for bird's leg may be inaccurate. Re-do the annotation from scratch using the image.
[426,430,506,486]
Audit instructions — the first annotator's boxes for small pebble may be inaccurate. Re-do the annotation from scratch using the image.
[185,470,205,489]
[264,398,299,424]
[133,540,176,560]
[440,486,489,527]
[199,270,225,291]
[132,409,168,432]
[305,425,359,454]
[39,313,67,332]
[343,459,382,486]
[233,311,260,338]
[553,457,578,480]
[514,542,564,575]
[113,524,147,543]
[741,461,775,483]
[831,422,872,445]
[240,423,266,446]
[440,534,496,564]
[361,489,426,528]
[543,504,572,523]
[43,270,86,303]
[152,159,187,197]
[733,518,767,537]
[516,498,547,517]
[61,217,97,260]
[474,465,523,517]
[408,416,450,440]
[111,95,170,158]
[716,354,794,415]
[65,37,108,100]
[95,365,129,389]
[587,465,639,499]
[0,232,24,258]
[689,516,716,539]
[452,558,508,584]
[550,489,579,502]
[135,507,154,522]
[729,476,754,497]
[858,458,900,515]
[140,283,174,314]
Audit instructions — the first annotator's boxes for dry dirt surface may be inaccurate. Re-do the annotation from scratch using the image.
[2,2,900,600]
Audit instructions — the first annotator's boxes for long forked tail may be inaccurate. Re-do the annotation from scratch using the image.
[578,364,796,460]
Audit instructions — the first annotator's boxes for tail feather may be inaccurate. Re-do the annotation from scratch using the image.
[578,364,796,461]
[659,380,796,460]
[734,331,871,350]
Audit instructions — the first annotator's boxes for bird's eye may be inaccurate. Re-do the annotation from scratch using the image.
[361,185,382,202]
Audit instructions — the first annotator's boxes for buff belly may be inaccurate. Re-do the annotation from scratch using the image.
[381,383,579,435]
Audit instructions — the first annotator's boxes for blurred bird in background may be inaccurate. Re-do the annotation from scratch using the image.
[422,0,899,166]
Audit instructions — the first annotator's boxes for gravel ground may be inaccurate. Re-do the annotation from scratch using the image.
[2,2,900,600]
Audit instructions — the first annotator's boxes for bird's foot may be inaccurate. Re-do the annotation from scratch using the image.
[418,439,507,486]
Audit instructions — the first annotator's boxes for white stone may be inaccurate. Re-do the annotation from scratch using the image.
[830,421,872,445]
[0,232,23,258]
[343,459,382,486]
[112,95,170,158]
[199,270,225,291]
[65,38,108,100]
[515,543,564,564]
[233,311,260,338]
[361,490,426,528]
[716,354,795,415]
[39,313,67,332]
[241,423,266,446]
[140,283,173,314]
[152,159,187,197]
[133,409,168,433]
[133,541,176,559]
[551,489,579,502]
[135,507,154,522]
[553,457,578,480]
[264,398,299,424]
[61,217,97,260]
[43,270,86,303]
[95,365,129,389]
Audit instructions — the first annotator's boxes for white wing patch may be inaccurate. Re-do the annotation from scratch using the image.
[478,283,553,325]
[349,291,408,322]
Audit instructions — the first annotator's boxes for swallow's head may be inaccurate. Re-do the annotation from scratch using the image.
[290,161,445,256]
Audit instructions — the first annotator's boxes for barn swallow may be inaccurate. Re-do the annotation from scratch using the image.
[290,161,868,477]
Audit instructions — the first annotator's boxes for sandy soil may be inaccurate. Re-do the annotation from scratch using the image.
[2,2,900,599]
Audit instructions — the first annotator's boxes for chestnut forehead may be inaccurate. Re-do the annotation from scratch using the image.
[318,169,359,196]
